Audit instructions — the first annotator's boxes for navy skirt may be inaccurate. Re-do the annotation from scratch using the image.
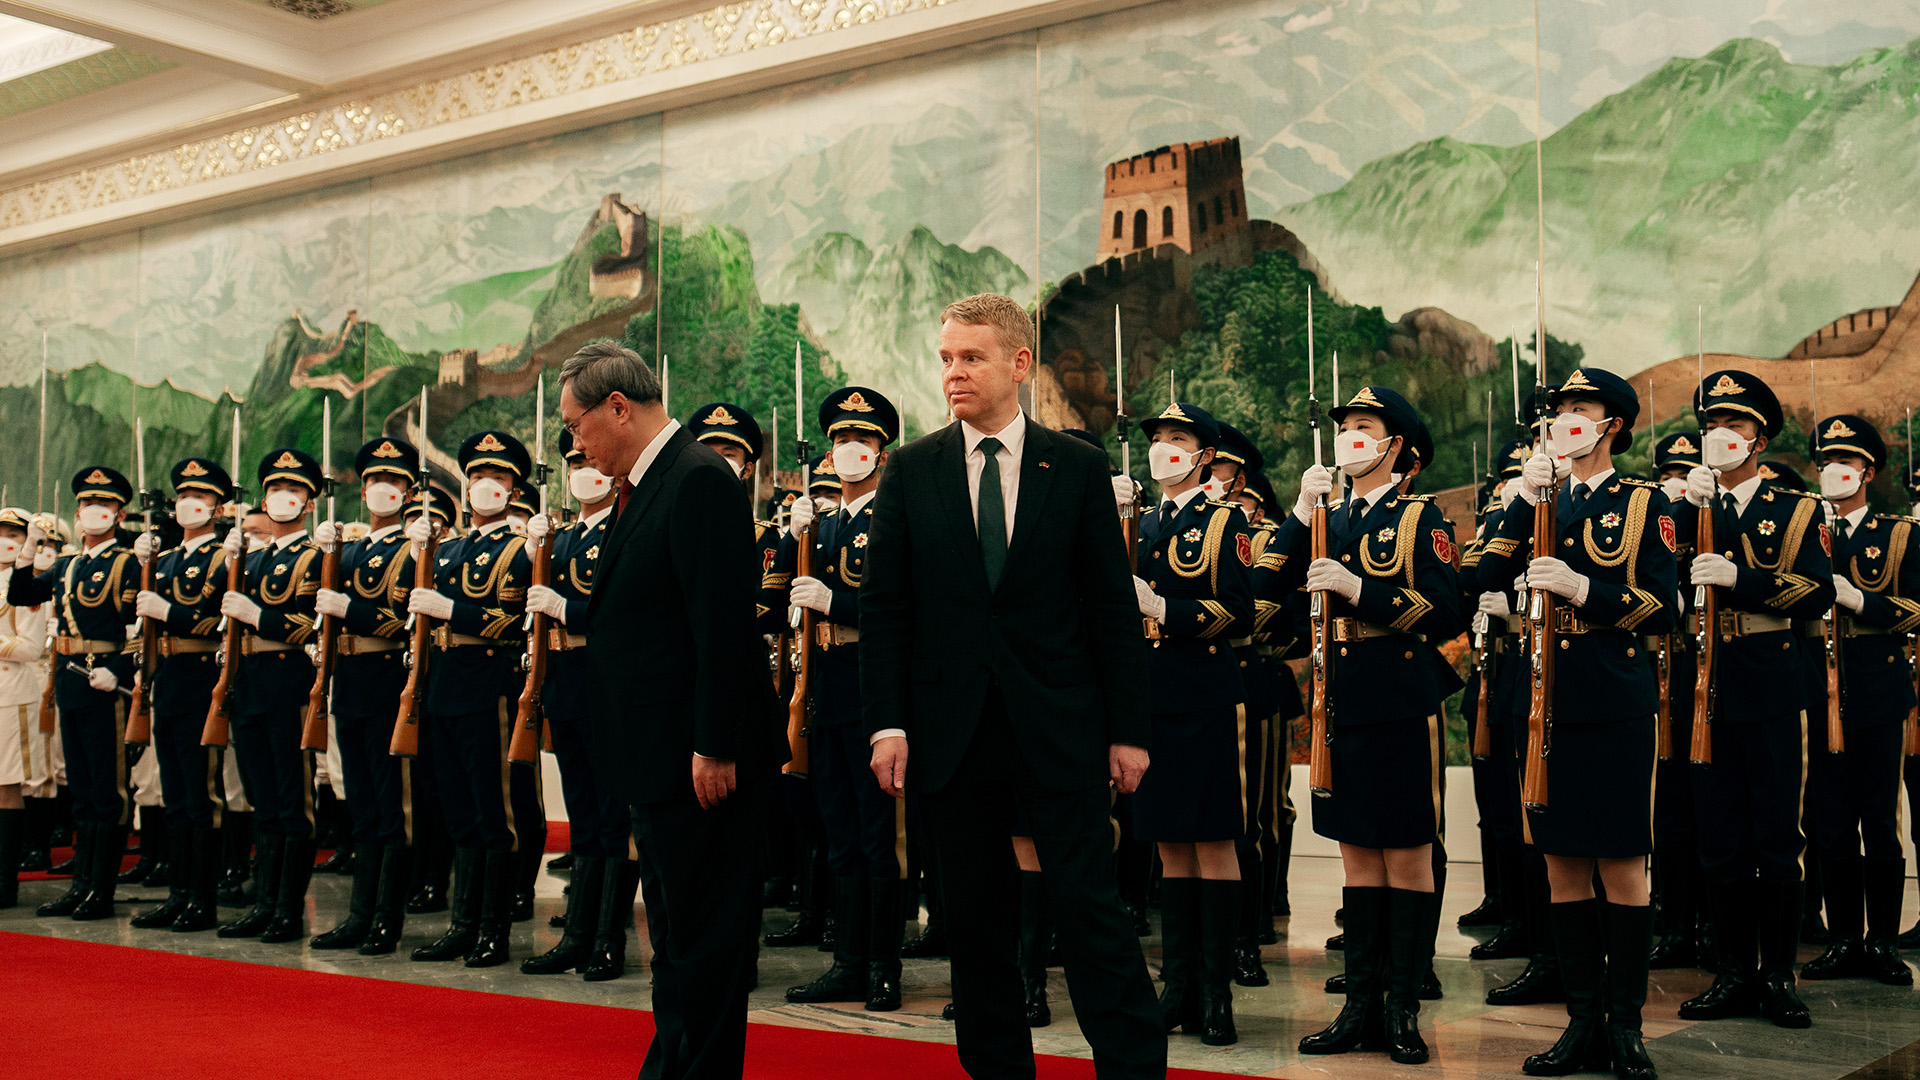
[1527,714,1656,859]
[1311,714,1444,850]
[1133,704,1250,843]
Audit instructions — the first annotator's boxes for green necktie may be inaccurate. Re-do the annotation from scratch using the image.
[977,436,1008,588]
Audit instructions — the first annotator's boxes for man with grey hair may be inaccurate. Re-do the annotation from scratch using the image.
[559,339,786,1080]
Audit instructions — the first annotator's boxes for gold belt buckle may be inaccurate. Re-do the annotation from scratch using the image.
[1142,617,1162,641]
[432,625,449,649]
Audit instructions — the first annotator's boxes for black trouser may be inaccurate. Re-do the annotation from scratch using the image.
[548,706,630,859]
[1691,712,1807,883]
[814,721,905,879]
[61,693,131,827]
[335,652,412,848]
[153,708,224,831]
[1807,721,1905,861]
[230,706,314,839]
[429,699,543,855]
[923,689,1164,1080]
[633,779,769,1080]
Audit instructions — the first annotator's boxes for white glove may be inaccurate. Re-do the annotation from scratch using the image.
[1501,482,1521,510]
[220,591,262,627]
[223,526,246,560]
[526,583,568,623]
[406,514,434,548]
[1111,475,1141,510]
[790,576,833,616]
[1477,591,1511,618]
[1691,552,1739,588]
[1133,576,1167,623]
[315,521,339,553]
[787,496,816,538]
[88,666,118,693]
[1552,452,1572,481]
[133,532,160,564]
[1685,464,1717,509]
[1832,575,1865,613]
[408,587,455,621]
[135,590,171,622]
[528,513,553,543]
[314,588,350,619]
[1527,556,1591,606]
[1293,464,1334,524]
[20,519,46,568]
[1515,451,1554,505]
[1305,557,1363,603]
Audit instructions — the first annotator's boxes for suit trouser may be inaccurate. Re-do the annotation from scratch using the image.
[546,706,630,859]
[153,709,224,830]
[430,699,542,854]
[633,779,768,1080]
[1690,712,1807,882]
[230,706,314,839]
[336,706,411,848]
[924,690,1165,1080]
[61,695,132,826]
[1807,721,1905,860]
[813,720,905,879]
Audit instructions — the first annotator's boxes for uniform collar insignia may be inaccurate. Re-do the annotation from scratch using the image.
[474,433,506,452]
[373,441,403,458]
[180,460,209,477]
[273,450,301,469]
[1707,374,1745,397]
[841,392,874,413]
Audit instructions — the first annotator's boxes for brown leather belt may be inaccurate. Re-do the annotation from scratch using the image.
[1550,609,1599,635]
[240,635,296,656]
[1330,618,1404,642]
[548,629,588,651]
[337,635,404,656]
[1691,611,1792,638]
[816,624,859,648]
[158,636,219,657]
[54,637,118,655]
[433,628,514,649]
[1228,636,1255,648]
[1840,620,1890,638]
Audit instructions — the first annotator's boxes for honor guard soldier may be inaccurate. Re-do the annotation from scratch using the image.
[521,429,639,981]
[778,387,911,1013]
[127,460,233,932]
[1236,470,1306,931]
[1131,401,1257,1047]
[0,507,50,909]
[408,430,539,969]
[9,468,139,920]
[1281,386,1461,1065]
[504,484,538,534]
[1673,371,1835,1029]
[1477,369,1675,1079]
[217,449,324,944]
[809,452,842,512]
[1648,433,1707,969]
[307,438,422,954]
[688,401,784,684]
[1801,416,1915,986]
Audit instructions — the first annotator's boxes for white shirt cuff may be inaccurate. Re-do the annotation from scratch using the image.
[869,728,906,745]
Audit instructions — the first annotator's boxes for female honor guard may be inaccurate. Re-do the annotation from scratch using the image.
[8,468,139,921]
[1801,416,1915,986]
[407,431,538,969]
[1130,401,1255,1047]
[1280,386,1461,1066]
[128,460,233,932]
[217,449,324,944]
[521,429,639,981]
[1477,368,1676,1079]
[0,507,50,909]
[1673,371,1834,1028]
[308,438,422,953]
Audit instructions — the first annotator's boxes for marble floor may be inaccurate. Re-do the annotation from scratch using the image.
[5,855,1918,1079]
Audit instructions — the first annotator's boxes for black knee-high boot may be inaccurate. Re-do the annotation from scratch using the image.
[523,855,603,973]
[1156,877,1202,1034]
[1522,899,1608,1076]
[131,820,195,928]
[1680,876,1761,1019]
[463,848,516,967]
[1198,878,1240,1046]
[1803,853,1865,979]
[217,811,254,905]
[120,805,165,884]
[359,844,412,955]
[1384,888,1436,1064]
[37,820,93,916]
[581,858,639,981]
[1757,879,1811,1028]
[71,824,126,921]
[311,842,381,949]
[786,875,870,1001]
[1460,837,1501,927]
[1603,901,1657,1080]
[172,826,223,932]
[1300,886,1387,1054]
[219,834,283,937]
[0,807,22,909]
[1649,841,1703,968]
[1487,853,1565,1005]
[1017,870,1050,1026]
[259,835,315,944]
[18,797,52,873]
[411,846,481,960]
[1472,838,1527,959]
[1233,844,1269,986]
[868,877,905,1012]
[1862,858,1914,985]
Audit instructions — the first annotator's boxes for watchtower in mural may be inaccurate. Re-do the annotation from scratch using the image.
[1096,137,1249,263]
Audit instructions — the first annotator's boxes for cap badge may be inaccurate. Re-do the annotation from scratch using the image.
[373,441,403,458]
[1707,374,1745,397]
[1562,370,1595,390]
[273,451,302,469]
[1823,419,1856,439]
[1350,387,1383,408]
[841,392,875,413]
[180,461,209,477]
[85,469,111,485]
[707,406,738,426]
[1669,436,1697,455]
[474,433,507,453]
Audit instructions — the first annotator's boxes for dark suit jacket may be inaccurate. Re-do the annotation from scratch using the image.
[859,418,1152,795]
[583,426,786,806]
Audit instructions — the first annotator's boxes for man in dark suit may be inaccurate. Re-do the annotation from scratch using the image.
[558,340,786,1080]
[861,294,1165,1079]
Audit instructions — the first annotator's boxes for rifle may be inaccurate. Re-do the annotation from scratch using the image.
[509,376,551,766]
[1910,406,1920,757]
[203,409,245,749]
[126,419,158,746]
[37,626,55,735]
[301,395,339,753]
[769,407,790,696]
[785,343,814,777]
[1307,295,1334,798]
[1809,363,1845,755]
[1648,376,1675,761]
[1470,392,1495,761]
[392,386,433,759]
[1116,306,1142,568]
[1689,311,1718,765]
[1521,287,1553,812]
[35,340,54,736]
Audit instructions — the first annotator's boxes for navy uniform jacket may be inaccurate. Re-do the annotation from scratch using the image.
[1137,494,1255,716]
[542,509,611,723]
[149,536,225,716]
[240,535,320,717]
[331,526,413,720]
[769,498,873,727]
[8,541,138,710]
[1832,512,1920,727]
[753,519,781,628]
[1670,478,1836,721]
[1476,475,1679,724]
[1273,489,1463,725]
[1245,516,1303,723]
[425,524,530,718]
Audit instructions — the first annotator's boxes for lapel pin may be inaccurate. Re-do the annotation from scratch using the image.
[1039,461,1051,469]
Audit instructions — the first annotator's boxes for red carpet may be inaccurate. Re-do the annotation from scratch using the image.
[0,931,1240,1079]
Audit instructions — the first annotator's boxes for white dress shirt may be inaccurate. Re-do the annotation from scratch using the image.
[1568,467,1615,499]
[365,524,400,543]
[1721,472,1764,517]
[962,410,1025,545]
[628,419,684,488]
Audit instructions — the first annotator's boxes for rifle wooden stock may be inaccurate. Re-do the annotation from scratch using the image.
[1689,503,1717,764]
[300,540,342,753]
[1823,607,1844,754]
[508,532,552,766]
[201,545,244,748]
[1122,494,1140,574]
[784,521,816,777]
[37,654,55,735]
[1470,615,1491,760]
[1307,499,1333,797]
[390,530,437,759]
[1522,489,1555,812]
[125,554,158,746]
[1654,633,1673,760]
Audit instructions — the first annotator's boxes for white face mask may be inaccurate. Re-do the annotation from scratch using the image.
[77,505,117,535]
[176,497,215,529]
[1702,428,1753,470]
[34,548,56,571]
[264,489,307,524]
[1199,474,1235,502]
[832,441,879,483]
[247,536,269,553]
[1148,440,1201,483]
[506,514,529,534]
[468,477,509,516]
[1334,430,1387,473]
[0,537,20,565]
[812,496,839,513]
[1819,462,1863,501]
[1549,413,1609,460]
[569,467,612,504]
[364,482,405,517]
[1660,476,1689,501]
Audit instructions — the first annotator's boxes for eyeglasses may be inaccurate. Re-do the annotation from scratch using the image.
[562,397,609,437]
